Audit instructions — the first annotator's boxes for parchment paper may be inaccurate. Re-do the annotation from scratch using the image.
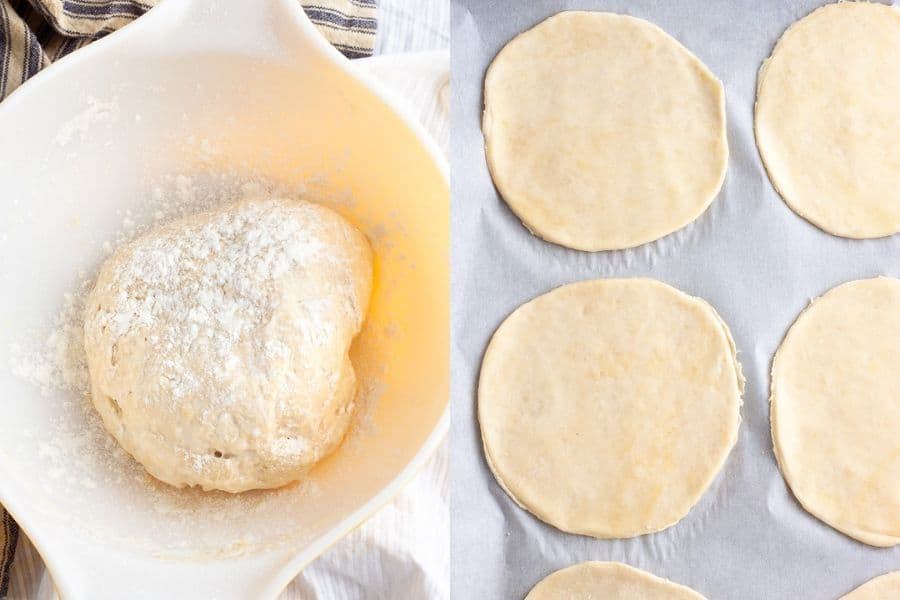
[449,2,900,598]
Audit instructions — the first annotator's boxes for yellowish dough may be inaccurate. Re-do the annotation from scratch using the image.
[771,277,900,546]
[84,195,372,493]
[841,572,900,600]
[483,11,727,251]
[478,279,743,538]
[525,562,706,600]
[755,2,900,238]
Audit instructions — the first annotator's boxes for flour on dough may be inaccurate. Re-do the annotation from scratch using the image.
[771,277,900,546]
[755,2,900,238]
[478,278,743,538]
[525,562,706,600]
[483,11,727,251]
[83,194,373,493]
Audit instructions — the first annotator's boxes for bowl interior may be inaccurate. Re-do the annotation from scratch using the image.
[0,33,448,560]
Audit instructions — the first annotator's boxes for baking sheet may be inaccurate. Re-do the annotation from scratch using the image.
[449,1,900,598]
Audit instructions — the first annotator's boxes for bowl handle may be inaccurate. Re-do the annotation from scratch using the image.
[130,0,342,61]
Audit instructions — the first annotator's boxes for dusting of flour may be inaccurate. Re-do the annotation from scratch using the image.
[6,172,391,558]
[93,199,336,398]
[55,96,120,148]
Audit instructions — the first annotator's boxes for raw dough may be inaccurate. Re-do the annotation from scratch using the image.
[478,278,743,538]
[483,11,727,251]
[755,2,900,239]
[525,562,706,600]
[841,572,900,600]
[771,276,900,546]
[83,195,372,493]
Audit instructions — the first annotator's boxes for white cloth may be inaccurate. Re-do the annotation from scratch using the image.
[285,444,448,600]
[376,0,450,55]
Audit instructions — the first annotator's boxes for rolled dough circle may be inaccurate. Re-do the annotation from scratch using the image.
[525,562,706,600]
[84,196,372,493]
[478,279,743,538]
[755,2,900,239]
[841,572,900,600]
[483,11,727,251]
[771,276,900,546]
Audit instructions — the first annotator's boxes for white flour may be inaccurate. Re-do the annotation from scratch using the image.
[55,96,120,148]
[5,171,393,557]
[91,199,338,397]
[9,285,90,397]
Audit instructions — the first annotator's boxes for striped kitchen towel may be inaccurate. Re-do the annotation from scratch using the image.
[0,1,376,594]
[0,512,15,598]
[0,0,378,101]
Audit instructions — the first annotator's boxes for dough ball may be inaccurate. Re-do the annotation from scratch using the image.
[755,2,900,238]
[478,278,743,538]
[525,562,706,600]
[771,277,900,546]
[483,11,727,251]
[841,572,900,600]
[83,196,372,493]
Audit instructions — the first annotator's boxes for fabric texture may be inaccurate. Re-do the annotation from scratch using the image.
[0,0,377,101]
[0,0,376,594]
[375,0,448,54]
[0,512,17,598]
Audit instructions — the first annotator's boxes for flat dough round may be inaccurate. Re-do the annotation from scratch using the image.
[478,279,743,538]
[841,572,900,600]
[755,2,900,239]
[525,562,705,600]
[771,277,900,546]
[483,11,727,251]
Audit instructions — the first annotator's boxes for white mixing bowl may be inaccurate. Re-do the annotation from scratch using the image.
[0,1,449,597]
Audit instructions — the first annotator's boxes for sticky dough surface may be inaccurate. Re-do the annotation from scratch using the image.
[84,196,372,493]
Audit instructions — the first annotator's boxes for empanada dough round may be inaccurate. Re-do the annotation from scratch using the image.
[483,11,727,251]
[771,276,900,546]
[755,2,900,238]
[84,196,372,493]
[841,572,900,600]
[478,279,743,538]
[525,562,706,600]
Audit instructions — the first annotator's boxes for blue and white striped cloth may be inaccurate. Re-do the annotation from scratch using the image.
[0,0,378,100]
[0,513,15,598]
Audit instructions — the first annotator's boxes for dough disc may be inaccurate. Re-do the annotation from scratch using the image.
[841,572,900,600]
[771,277,900,546]
[478,279,743,538]
[483,11,727,251]
[755,2,900,238]
[525,562,706,600]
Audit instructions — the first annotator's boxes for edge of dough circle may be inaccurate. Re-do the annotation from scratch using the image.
[771,276,900,547]
[755,2,900,239]
[525,562,707,600]
[478,278,743,539]
[840,571,900,600]
[483,11,728,252]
